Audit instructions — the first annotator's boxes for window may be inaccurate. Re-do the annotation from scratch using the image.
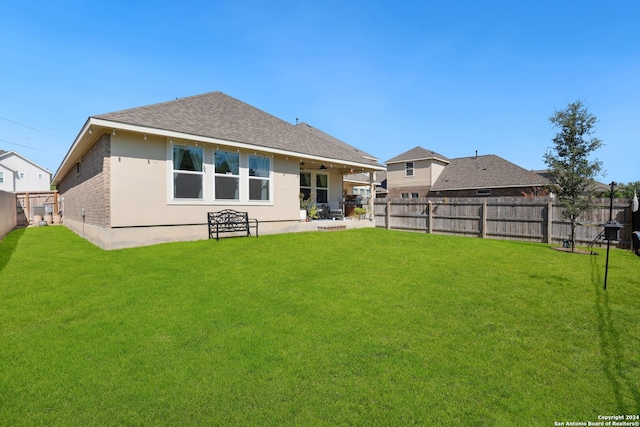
[38,173,43,180]
[411,192,419,198]
[401,193,409,199]
[476,189,491,195]
[300,172,312,201]
[316,174,328,204]
[0,171,3,184]
[76,163,81,174]
[405,162,414,177]
[214,150,239,200]
[19,172,25,179]
[173,145,203,199]
[248,155,270,201]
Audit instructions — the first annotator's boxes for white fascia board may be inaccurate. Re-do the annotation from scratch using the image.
[91,118,386,171]
[52,118,92,184]
[0,151,50,173]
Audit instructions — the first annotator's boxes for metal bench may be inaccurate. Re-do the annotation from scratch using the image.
[207,209,259,241]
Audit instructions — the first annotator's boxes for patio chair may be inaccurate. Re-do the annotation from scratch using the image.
[319,204,330,219]
[328,201,344,220]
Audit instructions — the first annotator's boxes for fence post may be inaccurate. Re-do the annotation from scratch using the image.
[386,200,391,230]
[546,201,553,243]
[427,201,433,234]
[481,200,487,239]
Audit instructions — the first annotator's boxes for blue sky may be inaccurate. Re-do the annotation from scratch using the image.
[1,1,639,184]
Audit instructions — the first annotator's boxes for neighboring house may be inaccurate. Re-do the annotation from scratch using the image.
[386,146,549,198]
[429,154,550,197]
[0,150,51,193]
[343,172,385,199]
[385,146,450,198]
[52,91,385,249]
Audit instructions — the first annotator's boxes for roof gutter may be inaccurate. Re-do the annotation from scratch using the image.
[52,117,385,185]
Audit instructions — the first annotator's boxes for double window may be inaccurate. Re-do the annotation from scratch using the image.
[0,171,3,184]
[299,171,328,204]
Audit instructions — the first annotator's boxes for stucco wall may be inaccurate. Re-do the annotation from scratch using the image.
[108,132,305,227]
[57,131,354,249]
[0,190,17,241]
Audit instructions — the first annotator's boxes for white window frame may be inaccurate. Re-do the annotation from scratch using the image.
[172,144,204,200]
[214,150,240,201]
[315,172,329,204]
[248,155,272,202]
[405,162,414,177]
[37,173,43,180]
[18,172,25,179]
[0,171,4,184]
[299,170,333,205]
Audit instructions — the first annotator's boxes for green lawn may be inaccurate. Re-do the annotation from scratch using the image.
[1,226,639,426]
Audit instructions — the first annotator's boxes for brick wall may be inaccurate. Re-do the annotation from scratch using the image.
[57,134,111,228]
[387,185,431,199]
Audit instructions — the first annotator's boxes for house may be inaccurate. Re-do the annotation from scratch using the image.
[385,146,549,198]
[52,92,385,249]
[343,172,386,198]
[0,150,52,193]
[429,154,550,197]
[385,146,450,198]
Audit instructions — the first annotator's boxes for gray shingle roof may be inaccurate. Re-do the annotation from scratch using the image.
[386,146,450,164]
[94,91,382,168]
[431,154,549,190]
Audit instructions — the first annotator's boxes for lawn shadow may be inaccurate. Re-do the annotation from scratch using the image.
[590,255,640,413]
[0,227,26,272]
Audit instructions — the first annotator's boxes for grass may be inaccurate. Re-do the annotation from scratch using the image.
[1,226,639,426]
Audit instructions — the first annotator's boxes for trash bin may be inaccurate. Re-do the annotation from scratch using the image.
[633,231,640,256]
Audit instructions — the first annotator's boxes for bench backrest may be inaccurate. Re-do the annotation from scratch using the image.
[208,209,249,232]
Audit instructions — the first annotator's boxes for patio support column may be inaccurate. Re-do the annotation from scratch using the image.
[369,171,375,221]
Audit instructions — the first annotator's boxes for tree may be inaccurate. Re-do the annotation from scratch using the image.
[544,100,603,251]
[619,181,640,199]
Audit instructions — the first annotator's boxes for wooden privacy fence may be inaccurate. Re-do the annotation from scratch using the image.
[374,197,636,249]
[15,191,60,227]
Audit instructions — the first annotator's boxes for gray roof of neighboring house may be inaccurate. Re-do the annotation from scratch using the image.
[94,91,383,168]
[431,154,549,190]
[386,146,450,164]
[0,150,6,156]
